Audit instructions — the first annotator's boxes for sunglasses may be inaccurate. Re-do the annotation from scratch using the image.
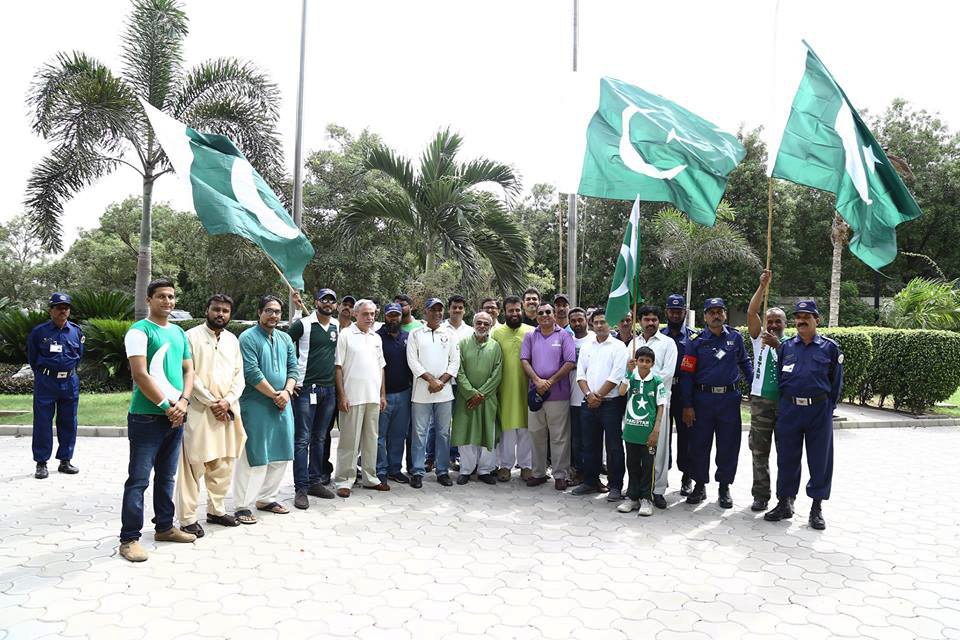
[537,310,553,316]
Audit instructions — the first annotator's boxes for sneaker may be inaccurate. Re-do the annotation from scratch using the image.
[496,468,512,482]
[119,540,148,562]
[606,487,624,502]
[34,463,48,480]
[638,499,654,517]
[388,472,410,484]
[294,489,310,510]
[154,527,197,543]
[617,499,640,513]
[308,483,335,499]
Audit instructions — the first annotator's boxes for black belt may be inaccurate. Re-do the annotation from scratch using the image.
[696,384,736,394]
[672,378,680,386]
[39,368,76,379]
[787,394,827,406]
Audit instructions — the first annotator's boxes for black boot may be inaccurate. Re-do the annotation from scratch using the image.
[680,474,693,496]
[58,460,79,474]
[763,497,795,522]
[808,499,826,530]
[35,462,48,479]
[685,482,706,504]
[718,483,733,509]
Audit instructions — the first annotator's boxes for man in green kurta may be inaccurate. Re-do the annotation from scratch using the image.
[452,312,503,485]
[492,296,533,482]
[233,295,298,524]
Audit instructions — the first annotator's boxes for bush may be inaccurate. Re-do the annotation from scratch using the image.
[68,289,135,322]
[0,310,50,364]
[0,362,130,394]
[174,318,253,338]
[0,363,33,394]
[81,318,134,384]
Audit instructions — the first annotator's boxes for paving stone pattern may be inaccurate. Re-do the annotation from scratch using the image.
[1,427,959,639]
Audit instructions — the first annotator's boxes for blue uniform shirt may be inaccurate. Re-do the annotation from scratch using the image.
[679,325,753,408]
[376,326,412,394]
[27,320,84,372]
[776,334,844,406]
[660,325,695,386]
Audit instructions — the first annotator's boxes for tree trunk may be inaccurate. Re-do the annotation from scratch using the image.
[134,176,154,320]
[828,212,848,328]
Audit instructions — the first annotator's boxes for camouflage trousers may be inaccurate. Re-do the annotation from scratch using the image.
[748,395,779,501]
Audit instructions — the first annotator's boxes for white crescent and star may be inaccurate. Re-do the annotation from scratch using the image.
[833,99,873,205]
[230,157,301,240]
[618,104,687,180]
[148,342,180,403]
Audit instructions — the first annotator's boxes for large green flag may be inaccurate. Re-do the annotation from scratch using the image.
[770,42,921,269]
[578,77,745,226]
[605,196,641,328]
[140,99,314,289]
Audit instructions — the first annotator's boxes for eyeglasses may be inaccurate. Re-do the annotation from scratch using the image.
[261,308,282,316]
[537,310,553,316]
[474,321,491,327]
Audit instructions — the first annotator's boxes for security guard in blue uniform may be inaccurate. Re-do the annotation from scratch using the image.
[660,294,696,496]
[26,293,84,479]
[764,300,843,530]
[680,297,753,508]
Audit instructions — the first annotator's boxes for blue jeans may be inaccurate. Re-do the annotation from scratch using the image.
[120,413,183,541]
[411,400,453,476]
[581,398,626,490]
[293,384,337,490]
[377,389,412,478]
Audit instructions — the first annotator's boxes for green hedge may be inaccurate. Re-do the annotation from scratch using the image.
[173,319,255,338]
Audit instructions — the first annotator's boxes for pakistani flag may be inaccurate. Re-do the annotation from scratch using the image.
[140,99,314,289]
[770,42,921,269]
[578,77,745,226]
[605,196,642,328]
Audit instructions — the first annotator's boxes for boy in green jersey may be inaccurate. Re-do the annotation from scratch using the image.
[618,346,667,517]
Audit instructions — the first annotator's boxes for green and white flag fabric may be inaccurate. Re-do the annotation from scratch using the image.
[140,99,314,289]
[578,77,745,226]
[769,42,921,270]
[605,196,642,328]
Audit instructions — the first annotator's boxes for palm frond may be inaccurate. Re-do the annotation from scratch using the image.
[457,158,522,198]
[364,144,417,199]
[121,0,188,109]
[339,191,417,249]
[27,51,139,152]
[419,128,463,186]
[24,146,121,252]
[470,197,532,293]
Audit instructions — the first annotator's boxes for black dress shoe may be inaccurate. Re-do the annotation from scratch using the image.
[764,498,795,522]
[410,475,423,489]
[679,475,693,496]
[456,474,470,485]
[388,472,410,484]
[718,484,733,509]
[653,494,667,509]
[437,474,453,487]
[808,499,826,530]
[294,489,310,510]
[685,483,706,504]
[477,473,497,485]
[58,460,79,474]
[35,463,48,479]
[751,498,769,512]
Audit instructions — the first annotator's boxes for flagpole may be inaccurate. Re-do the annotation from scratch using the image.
[565,0,579,306]
[266,254,310,315]
[289,0,308,321]
[763,178,773,316]
[629,266,639,361]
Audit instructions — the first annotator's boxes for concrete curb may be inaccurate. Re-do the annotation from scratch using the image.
[2,418,960,438]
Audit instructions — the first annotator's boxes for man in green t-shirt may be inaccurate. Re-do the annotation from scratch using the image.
[395,293,423,332]
[618,346,667,517]
[119,278,196,562]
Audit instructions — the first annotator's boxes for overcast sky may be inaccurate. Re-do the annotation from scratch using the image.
[3,0,957,251]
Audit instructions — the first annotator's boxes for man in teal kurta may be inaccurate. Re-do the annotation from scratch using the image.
[452,312,503,484]
[233,295,298,523]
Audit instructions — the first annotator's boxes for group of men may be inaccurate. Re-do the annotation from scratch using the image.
[25,273,843,564]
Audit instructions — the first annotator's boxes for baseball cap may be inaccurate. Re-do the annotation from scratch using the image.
[425,297,444,310]
[341,295,356,304]
[315,288,337,301]
[665,294,686,309]
[527,387,550,412]
[553,293,570,304]
[384,302,402,316]
[793,300,820,316]
[49,293,71,306]
[703,297,727,312]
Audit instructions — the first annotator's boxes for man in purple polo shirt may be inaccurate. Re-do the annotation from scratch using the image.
[520,302,576,489]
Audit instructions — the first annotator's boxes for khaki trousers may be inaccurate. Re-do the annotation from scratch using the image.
[528,400,571,480]
[334,403,380,490]
[174,448,235,525]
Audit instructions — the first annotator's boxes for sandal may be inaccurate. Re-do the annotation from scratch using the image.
[234,509,257,525]
[207,513,239,527]
[256,501,289,514]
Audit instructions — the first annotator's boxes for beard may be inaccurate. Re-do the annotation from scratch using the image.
[207,315,228,329]
[506,315,522,329]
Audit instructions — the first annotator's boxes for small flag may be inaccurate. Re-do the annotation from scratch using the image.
[140,99,314,289]
[769,41,921,270]
[605,196,642,328]
[578,77,745,226]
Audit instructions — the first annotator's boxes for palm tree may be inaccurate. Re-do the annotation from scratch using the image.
[24,0,284,318]
[652,202,760,314]
[338,129,532,295]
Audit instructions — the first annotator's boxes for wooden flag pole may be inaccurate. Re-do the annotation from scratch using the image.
[629,263,640,360]
[266,255,310,315]
[762,178,774,316]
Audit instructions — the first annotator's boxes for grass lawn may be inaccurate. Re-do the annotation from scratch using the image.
[0,392,130,427]
[933,387,960,417]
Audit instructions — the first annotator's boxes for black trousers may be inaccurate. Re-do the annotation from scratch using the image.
[625,442,656,502]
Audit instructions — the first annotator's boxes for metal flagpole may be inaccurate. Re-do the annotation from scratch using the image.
[566,0,579,306]
[290,0,308,320]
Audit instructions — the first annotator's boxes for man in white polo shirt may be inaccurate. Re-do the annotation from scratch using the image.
[407,298,460,488]
[633,305,678,510]
[333,299,387,497]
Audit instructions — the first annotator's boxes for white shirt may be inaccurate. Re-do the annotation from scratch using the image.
[576,335,628,400]
[636,330,678,389]
[335,324,385,405]
[407,324,461,403]
[750,335,779,397]
[569,330,596,407]
[442,319,474,341]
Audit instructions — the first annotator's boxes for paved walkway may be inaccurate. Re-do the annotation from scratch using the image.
[1,427,959,639]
